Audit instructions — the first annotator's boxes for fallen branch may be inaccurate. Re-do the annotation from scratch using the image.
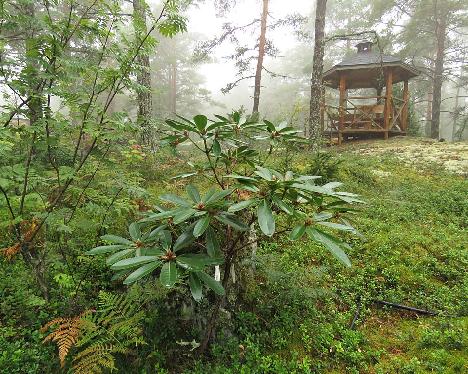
[373,299,438,316]
[349,296,362,329]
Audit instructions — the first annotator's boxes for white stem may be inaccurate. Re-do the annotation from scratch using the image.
[214,265,220,281]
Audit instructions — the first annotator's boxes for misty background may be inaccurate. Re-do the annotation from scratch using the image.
[2,0,466,140]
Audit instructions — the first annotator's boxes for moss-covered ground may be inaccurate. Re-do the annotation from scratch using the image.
[187,139,467,373]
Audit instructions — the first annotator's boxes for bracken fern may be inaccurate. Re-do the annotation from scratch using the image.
[41,310,94,367]
[42,290,145,372]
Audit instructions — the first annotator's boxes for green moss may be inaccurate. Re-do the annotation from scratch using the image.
[203,141,468,373]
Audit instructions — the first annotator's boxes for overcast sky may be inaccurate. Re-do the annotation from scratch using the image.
[186,0,313,94]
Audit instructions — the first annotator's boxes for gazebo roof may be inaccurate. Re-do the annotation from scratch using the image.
[323,41,419,89]
[336,51,400,67]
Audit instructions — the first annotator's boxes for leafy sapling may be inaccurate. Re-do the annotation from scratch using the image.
[87,112,363,300]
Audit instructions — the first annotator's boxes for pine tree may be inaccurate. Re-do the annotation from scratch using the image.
[308,0,327,149]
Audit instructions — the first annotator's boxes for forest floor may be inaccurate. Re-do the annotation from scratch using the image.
[181,138,467,373]
[346,137,468,175]
[304,138,467,373]
[224,137,467,374]
[1,137,466,374]
[145,137,468,373]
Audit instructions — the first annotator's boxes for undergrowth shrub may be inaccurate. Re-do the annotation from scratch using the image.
[302,152,343,183]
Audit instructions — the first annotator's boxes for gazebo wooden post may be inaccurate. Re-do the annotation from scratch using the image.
[338,74,346,145]
[376,86,383,104]
[383,68,393,140]
[401,80,409,132]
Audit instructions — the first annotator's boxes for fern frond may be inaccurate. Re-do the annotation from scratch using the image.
[0,242,21,260]
[72,343,128,374]
[108,311,144,337]
[43,291,146,372]
[1,219,39,260]
[41,310,93,367]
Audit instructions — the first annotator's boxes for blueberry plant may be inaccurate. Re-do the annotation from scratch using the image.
[87,112,363,350]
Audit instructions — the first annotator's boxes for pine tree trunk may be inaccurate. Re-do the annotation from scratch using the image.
[452,79,461,141]
[252,0,269,115]
[425,90,433,137]
[24,2,43,126]
[133,0,153,144]
[170,63,177,114]
[430,11,447,139]
[308,0,327,151]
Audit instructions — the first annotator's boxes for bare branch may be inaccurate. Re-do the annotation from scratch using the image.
[262,66,302,80]
[221,75,256,94]
[0,185,16,220]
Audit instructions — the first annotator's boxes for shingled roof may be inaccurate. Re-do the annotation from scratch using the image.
[323,41,419,89]
[336,51,400,67]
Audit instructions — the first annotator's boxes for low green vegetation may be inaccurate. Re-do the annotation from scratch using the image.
[1,137,466,373]
[1,0,466,372]
[183,142,467,373]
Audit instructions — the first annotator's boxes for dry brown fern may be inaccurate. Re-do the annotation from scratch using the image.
[42,291,145,372]
[41,310,94,367]
[1,219,39,260]
[0,242,20,260]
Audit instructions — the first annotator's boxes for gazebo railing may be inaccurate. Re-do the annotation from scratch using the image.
[322,95,408,135]
[322,104,340,133]
[390,96,407,132]
[344,97,385,130]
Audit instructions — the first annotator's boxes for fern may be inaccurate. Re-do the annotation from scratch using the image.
[1,219,39,260]
[41,310,93,367]
[0,242,20,260]
[42,291,146,372]
[72,343,126,374]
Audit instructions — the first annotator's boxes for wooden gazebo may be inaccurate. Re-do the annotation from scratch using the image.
[321,41,419,144]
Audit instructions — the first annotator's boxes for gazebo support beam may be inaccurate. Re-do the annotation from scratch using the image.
[401,80,409,132]
[383,69,393,139]
[376,86,383,104]
[338,74,346,145]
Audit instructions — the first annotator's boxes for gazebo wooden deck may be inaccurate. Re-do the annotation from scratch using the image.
[321,41,419,145]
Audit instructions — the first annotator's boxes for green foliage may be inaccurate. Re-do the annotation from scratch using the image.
[0,1,465,372]
[88,112,362,299]
[2,134,466,374]
[177,144,466,373]
[0,326,56,374]
[0,1,187,372]
[42,290,146,373]
[302,151,343,183]
[373,318,468,373]
[0,261,58,373]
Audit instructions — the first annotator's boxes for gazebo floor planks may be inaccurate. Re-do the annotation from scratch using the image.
[323,129,406,144]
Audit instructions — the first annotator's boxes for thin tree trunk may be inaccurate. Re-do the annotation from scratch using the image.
[170,63,176,114]
[430,10,447,139]
[452,53,464,141]
[308,0,327,150]
[452,80,461,141]
[252,0,269,114]
[23,2,49,301]
[133,0,153,144]
[199,228,235,353]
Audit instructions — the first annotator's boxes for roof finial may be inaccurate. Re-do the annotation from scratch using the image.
[356,41,373,53]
